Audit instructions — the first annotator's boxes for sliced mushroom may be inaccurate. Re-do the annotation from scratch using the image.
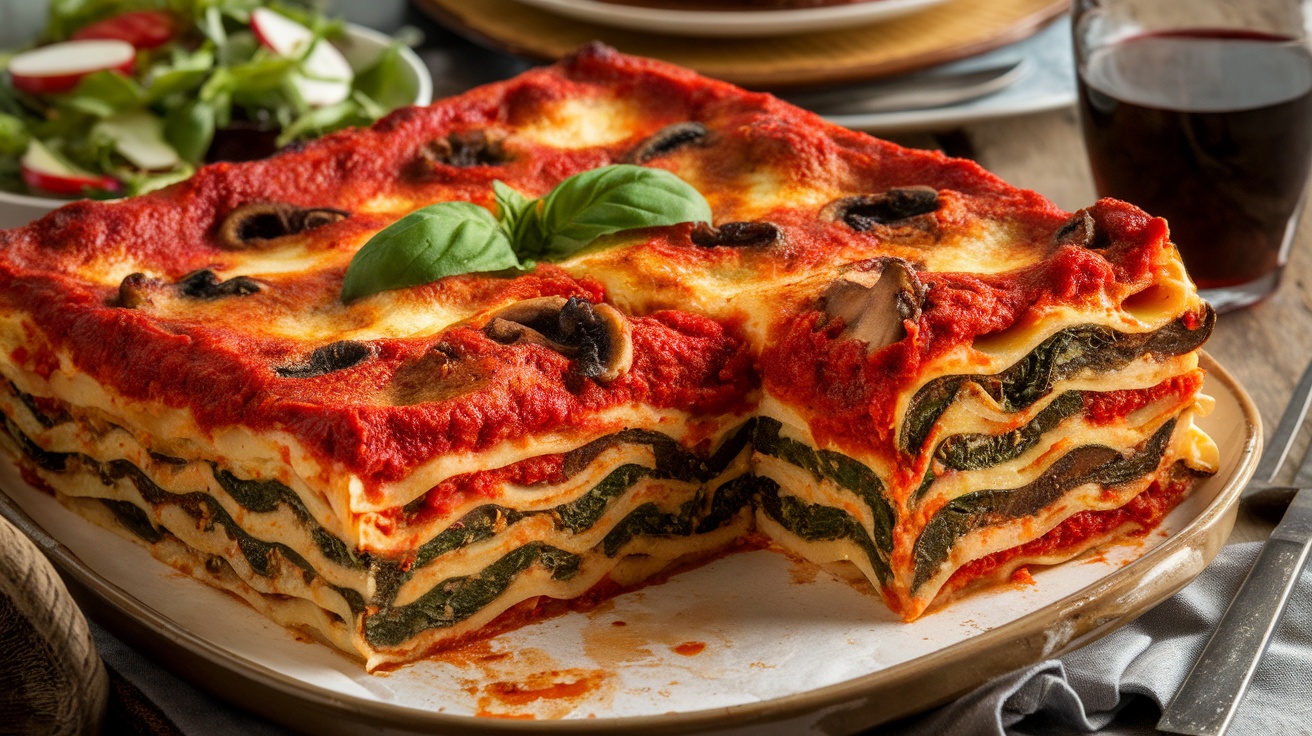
[1053,209,1109,249]
[690,220,782,248]
[217,202,349,250]
[177,269,261,299]
[115,272,160,309]
[390,343,491,406]
[276,341,372,379]
[822,258,925,353]
[483,296,633,382]
[825,186,940,232]
[624,122,708,164]
[415,130,507,171]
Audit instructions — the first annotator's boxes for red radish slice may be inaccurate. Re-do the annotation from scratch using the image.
[250,8,353,107]
[21,140,120,197]
[9,40,136,95]
[72,11,175,50]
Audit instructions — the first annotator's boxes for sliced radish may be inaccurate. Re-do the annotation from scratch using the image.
[250,8,353,107]
[21,140,120,197]
[93,110,180,171]
[72,11,175,50]
[9,39,137,95]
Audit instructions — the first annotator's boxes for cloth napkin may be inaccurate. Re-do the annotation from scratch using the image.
[93,541,1311,735]
[886,541,1312,736]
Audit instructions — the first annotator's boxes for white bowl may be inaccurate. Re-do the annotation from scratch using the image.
[0,23,432,230]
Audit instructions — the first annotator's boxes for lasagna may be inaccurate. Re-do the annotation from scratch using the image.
[0,44,1217,669]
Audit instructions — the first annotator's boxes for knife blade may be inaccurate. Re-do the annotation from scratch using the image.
[781,59,1027,116]
[1239,358,1312,520]
[1158,356,1312,736]
[1157,489,1312,736]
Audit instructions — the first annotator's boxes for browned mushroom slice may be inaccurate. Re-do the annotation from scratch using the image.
[390,344,491,406]
[114,272,161,309]
[276,341,372,379]
[217,202,349,250]
[822,258,925,352]
[825,186,940,232]
[176,269,261,299]
[415,130,507,171]
[1053,209,1110,249]
[624,122,708,164]
[483,296,633,382]
[689,220,782,248]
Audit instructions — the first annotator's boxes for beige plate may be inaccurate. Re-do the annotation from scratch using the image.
[413,0,1069,89]
[0,354,1259,734]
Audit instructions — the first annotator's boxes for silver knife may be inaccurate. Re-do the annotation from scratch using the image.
[781,59,1027,116]
[1158,357,1312,736]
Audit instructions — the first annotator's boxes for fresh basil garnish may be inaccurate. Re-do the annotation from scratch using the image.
[531,164,712,258]
[340,201,521,304]
[493,179,536,245]
[341,164,711,303]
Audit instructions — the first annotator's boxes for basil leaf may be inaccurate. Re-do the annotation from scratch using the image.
[341,201,522,303]
[532,164,711,258]
[492,180,538,243]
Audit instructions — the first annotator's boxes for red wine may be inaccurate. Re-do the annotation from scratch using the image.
[1079,31,1312,291]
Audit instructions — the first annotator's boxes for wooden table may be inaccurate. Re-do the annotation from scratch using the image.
[890,108,1311,547]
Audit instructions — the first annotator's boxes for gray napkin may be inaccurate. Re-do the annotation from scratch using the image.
[885,541,1312,736]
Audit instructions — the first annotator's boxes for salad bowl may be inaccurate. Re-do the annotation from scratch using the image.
[0,17,431,230]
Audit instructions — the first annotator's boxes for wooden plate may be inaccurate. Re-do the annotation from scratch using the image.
[0,354,1260,734]
[412,0,1070,89]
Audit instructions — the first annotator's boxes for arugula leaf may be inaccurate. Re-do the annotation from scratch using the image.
[54,71,145,117]
[341,201,523,303]
[0,114,30,157]
[146,48,215,103]
[276,98,370,146]
[353,43,418,112]
[531,164,711,258]
[164,99,214,163]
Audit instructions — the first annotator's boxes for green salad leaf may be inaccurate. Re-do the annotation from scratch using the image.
[353,44,419,111]
[3,0,417,198]
[164,99,215,163]
[341,164,712,303]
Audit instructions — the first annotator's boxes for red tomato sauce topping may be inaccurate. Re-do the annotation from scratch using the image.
[1082,370,1205,425]
[941,472,1194,597]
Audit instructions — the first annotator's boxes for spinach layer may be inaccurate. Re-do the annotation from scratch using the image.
[911,418,1176,591]
[752,416,894,557]
[901,311,1213,455]
[756,476,892,584]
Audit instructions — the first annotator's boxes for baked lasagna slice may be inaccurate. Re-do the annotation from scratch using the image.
[0,44,1217,667]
